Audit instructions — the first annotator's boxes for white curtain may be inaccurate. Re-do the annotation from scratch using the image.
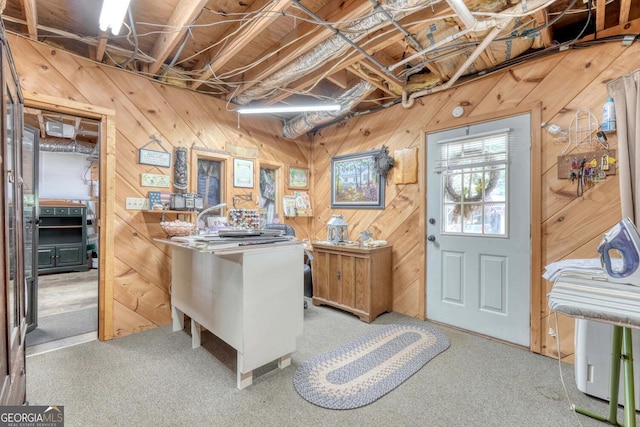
[607,69,640,224]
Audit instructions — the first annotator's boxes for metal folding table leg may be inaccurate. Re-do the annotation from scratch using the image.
[574,325,636,427]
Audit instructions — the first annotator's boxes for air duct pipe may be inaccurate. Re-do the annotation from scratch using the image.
[39,137,97,155]
[233,0,435,105]
[283,81,374,139]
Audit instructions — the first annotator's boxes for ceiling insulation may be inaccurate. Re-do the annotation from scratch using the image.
[2,0,638,136]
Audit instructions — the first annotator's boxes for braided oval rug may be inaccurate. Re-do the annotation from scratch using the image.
[293,323,450,410]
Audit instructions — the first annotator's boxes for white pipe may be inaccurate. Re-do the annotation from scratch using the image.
[402,25,504,108]
[389,28,475,72]
[388,18,501,73]
[446,0,476,29]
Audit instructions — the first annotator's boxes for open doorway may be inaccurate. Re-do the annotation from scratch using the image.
[24,108,100,354]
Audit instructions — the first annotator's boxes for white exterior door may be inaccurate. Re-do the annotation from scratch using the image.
[426,114,531,347]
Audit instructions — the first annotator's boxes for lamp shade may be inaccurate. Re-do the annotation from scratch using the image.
[326,214,348,244]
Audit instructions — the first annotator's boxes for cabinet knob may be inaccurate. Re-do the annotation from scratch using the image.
[336,271,341,279]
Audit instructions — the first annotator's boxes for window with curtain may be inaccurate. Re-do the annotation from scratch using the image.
[435,129,510,236]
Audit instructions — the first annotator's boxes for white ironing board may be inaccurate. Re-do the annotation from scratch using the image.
[549,270,640,427]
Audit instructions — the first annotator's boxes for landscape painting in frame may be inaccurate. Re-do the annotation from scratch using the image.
[331,150,385,209]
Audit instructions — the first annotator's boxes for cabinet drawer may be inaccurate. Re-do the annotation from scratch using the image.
[40,207,55,216]
[68,207,84,216]
[54,207,69,215]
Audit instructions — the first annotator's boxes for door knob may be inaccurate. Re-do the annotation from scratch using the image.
[429,218,436,225]
[427,235,436,242]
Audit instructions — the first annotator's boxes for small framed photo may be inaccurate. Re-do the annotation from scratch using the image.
[288,166,309,189]
[233,158,254,188]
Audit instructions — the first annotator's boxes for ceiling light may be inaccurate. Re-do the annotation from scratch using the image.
[99,0,131,36]
[236,104,341,115]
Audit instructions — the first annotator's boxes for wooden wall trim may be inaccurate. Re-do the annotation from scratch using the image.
[23,91,116,341]
[418,130,427,320]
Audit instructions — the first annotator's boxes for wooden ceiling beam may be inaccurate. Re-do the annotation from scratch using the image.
[347,63,398,97]
[533,11,553,47]
[147,0,209,76]
[262,7,449,105]
[326,70,349,89]
[619,0,631,24]
[595,0,606,32]
[190,0,293,90]
[581,16,640,40]
[1,15,156,63]
[359,50,403,88]
[20,0,38,40]
[223,0,374,97]
[95,30,109,62]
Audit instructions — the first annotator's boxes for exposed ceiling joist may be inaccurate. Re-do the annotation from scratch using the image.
[191,0,293,90]
[620,0,632,23]
[2,14,156,63]
[225,0,375,97]
[595,0,606,31]
[94,30,108,62]
[20,0,36,39]
[4,0,638,137]
[147,0,209,76]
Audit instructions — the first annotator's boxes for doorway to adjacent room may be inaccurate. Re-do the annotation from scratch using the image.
[24,110,101,355]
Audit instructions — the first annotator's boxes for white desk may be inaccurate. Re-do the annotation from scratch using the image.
[159,238,304,389]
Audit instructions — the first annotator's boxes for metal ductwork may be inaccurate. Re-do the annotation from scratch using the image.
[39,137,97,155]
[283,81,374,139]
[233,0,435,105]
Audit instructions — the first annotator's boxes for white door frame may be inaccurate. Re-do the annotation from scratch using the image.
[423,103,542,351]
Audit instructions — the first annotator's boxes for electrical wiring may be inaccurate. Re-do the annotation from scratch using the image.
[157,9,206,79]
[20,0,625,120]
[117,8,139,69]
[553,311,586,427]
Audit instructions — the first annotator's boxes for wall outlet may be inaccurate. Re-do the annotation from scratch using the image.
[125,197,149,210]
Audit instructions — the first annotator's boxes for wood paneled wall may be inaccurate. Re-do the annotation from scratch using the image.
[309,21,640,360]
[6,33,311,338]
[7,19,640,360]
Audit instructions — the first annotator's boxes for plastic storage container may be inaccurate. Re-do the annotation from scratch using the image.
[602,97,616,133]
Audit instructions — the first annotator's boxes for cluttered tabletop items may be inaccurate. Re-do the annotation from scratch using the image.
[155,228,301,252]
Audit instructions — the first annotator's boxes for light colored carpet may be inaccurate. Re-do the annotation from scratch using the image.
[25,302,637,427]
[26,307,97,347]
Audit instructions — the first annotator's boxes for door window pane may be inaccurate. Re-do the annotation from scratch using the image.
[439,131,509,237]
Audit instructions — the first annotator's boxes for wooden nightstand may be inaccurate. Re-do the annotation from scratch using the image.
[311,242,392,323]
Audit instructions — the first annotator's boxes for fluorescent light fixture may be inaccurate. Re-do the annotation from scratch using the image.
[99,0,131,35]
[236,104,341,115]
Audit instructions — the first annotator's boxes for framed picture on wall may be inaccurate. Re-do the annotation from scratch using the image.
[331,150,385,209]
[233,158,254,188]
[288,166,309,189]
